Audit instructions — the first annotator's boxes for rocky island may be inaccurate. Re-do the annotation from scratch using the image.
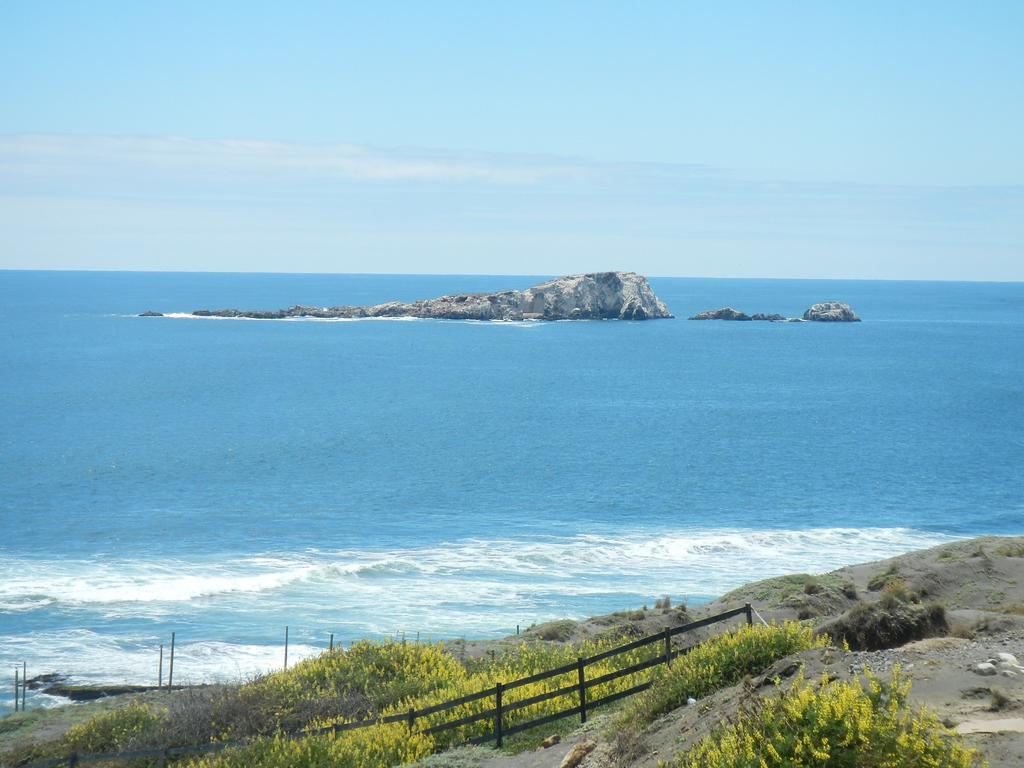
[689,301,860,322]
[141,272,673,322]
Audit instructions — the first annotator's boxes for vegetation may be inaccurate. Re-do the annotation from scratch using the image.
[867,564,901,592]
[615,622,825,729]
[823,594,947,651]
[62,701,164,755]
[670,669,981,768]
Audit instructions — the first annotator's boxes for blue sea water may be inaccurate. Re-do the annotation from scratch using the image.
[1,270,1022,712]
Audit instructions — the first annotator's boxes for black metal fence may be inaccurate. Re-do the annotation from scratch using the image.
[27,604,753,767]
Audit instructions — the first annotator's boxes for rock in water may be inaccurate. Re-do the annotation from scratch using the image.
[186,272,673,322]
[138,311,164,317]
[803,302,861,322]
[688,307,752,321]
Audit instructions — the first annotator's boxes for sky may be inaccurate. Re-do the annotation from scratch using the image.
[1,1,1022,279]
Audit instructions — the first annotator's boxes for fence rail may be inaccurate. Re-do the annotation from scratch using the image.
[29,604,752,766]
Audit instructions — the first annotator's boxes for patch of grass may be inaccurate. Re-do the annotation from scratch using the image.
[654,596,672,610]
[867,565,900,592]
[840,582,858,600]
[988,688,1011,712]
[823,601,947,651]
[669,668,979,768]
[802,577,822,595]
[995,541,1024,558]
[948,622,976,640]
[998,603,1024,616]
[528,620,577,642]
[410,745,493,768]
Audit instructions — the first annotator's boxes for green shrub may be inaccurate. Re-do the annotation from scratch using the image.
[670,668,979,767]
[616,622,825,728]
[63,700,164,754]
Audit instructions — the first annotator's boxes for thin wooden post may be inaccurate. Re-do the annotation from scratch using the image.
[407,706,416,732]
[14,668,19,712]
[494,682,504,748]
[158,644,164,688]
[284,626,289,670]
[663,627,672,665]
[329,633,334,651]
[744,603,753,626]
[168,632,175,688]
[21,661,26,710]
[157,747,168,768]
[68,752,79,767]
[577,657,587,724]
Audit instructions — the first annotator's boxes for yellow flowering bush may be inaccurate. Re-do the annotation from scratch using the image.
[195,724,434,768]
[195,623,820,767]
[620,621,825,728]
[62,700,165,754]
[672,668,983,768]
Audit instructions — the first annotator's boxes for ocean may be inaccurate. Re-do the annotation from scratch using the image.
[1,270,1022,713]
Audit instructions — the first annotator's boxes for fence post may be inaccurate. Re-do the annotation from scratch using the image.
[68,752,79,767]
[13,668,18,712]
[157,747,169,768]
[407,706,416,732]
[284,626,289,671]
[494,682,504,748]
[168,632,175,688]
[744,603,753,626]
[663,627,672,665]
[329,633,334,652]
[21,661,26,711]
[577,657,587,724]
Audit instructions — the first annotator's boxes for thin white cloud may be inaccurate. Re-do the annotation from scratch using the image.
[0,133,605,186]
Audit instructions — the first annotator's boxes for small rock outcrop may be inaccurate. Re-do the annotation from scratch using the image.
[803,302,861,322]
[689,303,860,323]
[689,307,751,321]
[138,311,164,317]
[180,272,673,322]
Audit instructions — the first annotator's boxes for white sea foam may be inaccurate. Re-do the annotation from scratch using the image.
[0,527,960,692]
[0,527,955,609]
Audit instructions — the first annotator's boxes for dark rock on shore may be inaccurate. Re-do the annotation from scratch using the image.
[689,307,752,321]
[803,302,861,322]
[184,272,673,322]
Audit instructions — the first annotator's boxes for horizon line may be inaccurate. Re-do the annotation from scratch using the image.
[1,266,1021,286]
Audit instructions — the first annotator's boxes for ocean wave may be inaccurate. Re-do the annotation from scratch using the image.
[0,526,963,692]
[0,527,956,611]
[0,629,324,690]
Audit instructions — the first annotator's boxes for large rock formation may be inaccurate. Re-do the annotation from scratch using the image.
[167,272,673,322]
[803,302,861,322]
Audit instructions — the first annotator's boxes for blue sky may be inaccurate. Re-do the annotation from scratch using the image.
[1,1,1022,278]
